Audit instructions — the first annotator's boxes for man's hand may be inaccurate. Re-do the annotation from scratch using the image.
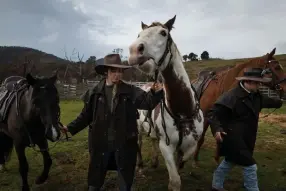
[215,131,227,142]
[151,82,163,92]
[61,125,69,134]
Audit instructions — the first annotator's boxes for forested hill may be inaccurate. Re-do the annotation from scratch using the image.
[0,46,149,82]
[0,46,92,82]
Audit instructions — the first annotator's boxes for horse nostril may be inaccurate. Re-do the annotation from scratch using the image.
[138,43,144,54]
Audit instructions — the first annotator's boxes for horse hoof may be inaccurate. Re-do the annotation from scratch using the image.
[22,185,30,191]
[35,174,48,184]
[168,181,181,191]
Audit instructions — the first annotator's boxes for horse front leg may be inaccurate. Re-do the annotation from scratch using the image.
[193,119,209,167]
[159,140,181,191]
[15,145,30,191]
[35,140,52,184]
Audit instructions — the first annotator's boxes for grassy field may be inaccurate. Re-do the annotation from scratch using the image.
[0,100,286,191]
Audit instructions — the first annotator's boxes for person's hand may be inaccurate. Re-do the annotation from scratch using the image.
[61,125,69,134]
[151,82,163,92]
[215,131,227,142]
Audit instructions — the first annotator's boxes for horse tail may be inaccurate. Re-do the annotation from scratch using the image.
[0,132,13,164]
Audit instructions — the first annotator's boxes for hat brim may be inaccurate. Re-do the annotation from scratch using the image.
[235,76,272,83]
[94,64,131,75]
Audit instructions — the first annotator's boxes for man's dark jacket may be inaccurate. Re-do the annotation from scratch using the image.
[208,84,282,166]
[67,79,163,186]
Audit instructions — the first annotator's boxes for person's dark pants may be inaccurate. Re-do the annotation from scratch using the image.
[88,139,138,191]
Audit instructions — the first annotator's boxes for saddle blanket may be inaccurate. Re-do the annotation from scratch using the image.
[0,90,16,123]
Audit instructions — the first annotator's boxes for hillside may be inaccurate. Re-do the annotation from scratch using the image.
[0,46,285,83]
[184,54,286,79]
[0,46,149,83]
[0,46,99,82]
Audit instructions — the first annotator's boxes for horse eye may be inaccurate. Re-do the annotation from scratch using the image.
[160,30,167,36]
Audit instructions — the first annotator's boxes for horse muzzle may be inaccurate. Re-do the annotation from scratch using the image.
[45,124,61,142]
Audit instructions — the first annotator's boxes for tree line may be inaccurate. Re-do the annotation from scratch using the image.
[182,51,210,62]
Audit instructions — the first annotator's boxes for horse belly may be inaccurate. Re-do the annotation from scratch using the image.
[180,110,204,160]
[155,114,179,144]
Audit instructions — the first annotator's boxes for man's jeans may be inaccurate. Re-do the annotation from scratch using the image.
[212,159,259,191]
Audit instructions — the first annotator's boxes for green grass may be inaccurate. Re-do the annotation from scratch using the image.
[262,103,286,115]
[1,101,286,191]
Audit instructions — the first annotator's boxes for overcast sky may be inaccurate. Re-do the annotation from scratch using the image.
[1,0,286,61]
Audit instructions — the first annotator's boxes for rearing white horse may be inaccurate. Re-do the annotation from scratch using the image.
[128,15,204,191]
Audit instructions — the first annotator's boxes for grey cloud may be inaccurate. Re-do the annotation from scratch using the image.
[0,0,285,60]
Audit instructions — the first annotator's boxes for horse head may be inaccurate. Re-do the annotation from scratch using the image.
[128,15,176,77]
[258,48,286,99]
[25,72,61,142]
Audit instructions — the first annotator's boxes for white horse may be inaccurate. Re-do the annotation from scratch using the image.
[128,15,204,191]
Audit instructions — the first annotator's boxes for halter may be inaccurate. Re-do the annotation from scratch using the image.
[153,34,173,82]
[263,60,286,97]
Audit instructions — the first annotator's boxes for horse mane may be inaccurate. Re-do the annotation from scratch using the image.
[148,21,174,30]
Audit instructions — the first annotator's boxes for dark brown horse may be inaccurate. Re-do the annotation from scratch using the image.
[192,48,286,166]
[0,73,62,191]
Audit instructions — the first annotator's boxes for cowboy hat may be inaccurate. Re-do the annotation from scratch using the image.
[235,68,272,83]
[94,54,131,75]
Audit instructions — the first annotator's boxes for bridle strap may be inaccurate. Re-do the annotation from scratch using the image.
[263,60,285,94]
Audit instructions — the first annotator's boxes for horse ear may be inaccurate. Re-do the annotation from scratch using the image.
[269,47,276,58]
[26,73,36,85]
[141,21,148,30]
[164,15,176,31]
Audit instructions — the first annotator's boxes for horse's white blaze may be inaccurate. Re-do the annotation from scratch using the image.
[51,125,58,141]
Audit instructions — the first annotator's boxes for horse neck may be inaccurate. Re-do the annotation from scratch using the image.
[20,87,34,121]
[217,57,265,90]
[161,43,197,117]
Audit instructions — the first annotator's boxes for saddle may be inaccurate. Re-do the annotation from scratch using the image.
[0,76,26,122]
[191,70,216,100]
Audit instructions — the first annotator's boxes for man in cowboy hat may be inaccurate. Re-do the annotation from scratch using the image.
[62,53,164,191]
[208,68,283,191]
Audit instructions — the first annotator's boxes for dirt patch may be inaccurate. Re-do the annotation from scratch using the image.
[53,152,76,165]
[259,114,286,128]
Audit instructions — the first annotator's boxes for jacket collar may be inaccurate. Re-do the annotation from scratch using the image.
[94,79,131,95]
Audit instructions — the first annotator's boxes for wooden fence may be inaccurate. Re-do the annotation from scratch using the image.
[58,81,280,100]
[57,81,148,100]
